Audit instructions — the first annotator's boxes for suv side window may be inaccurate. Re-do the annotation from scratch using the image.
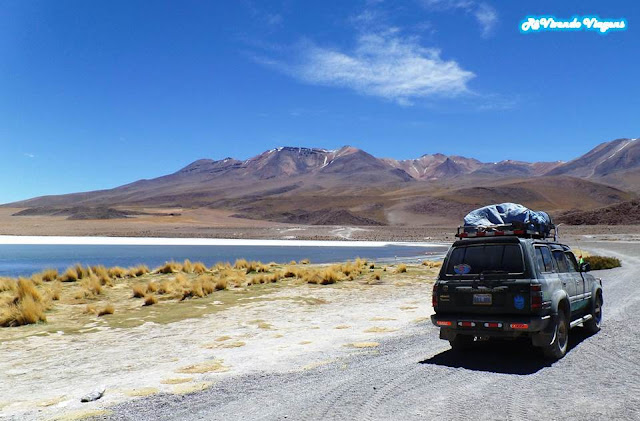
[535,246,554,273]
[552,250,569,272]
[565,252,579,272]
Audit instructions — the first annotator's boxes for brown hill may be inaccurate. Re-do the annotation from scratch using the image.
[557,201,640,225]
[4,138,639,227]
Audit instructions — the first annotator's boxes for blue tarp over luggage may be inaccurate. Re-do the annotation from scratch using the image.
[463,203,553,235]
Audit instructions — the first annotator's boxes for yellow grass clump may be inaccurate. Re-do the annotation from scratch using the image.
[182,275,216,300]
[40,268,58,282]
[0,278,47,327]
[182,259,194,273]
[97,304,114,316]
[422,260,442,268]
[128,265,150,278]
[157,261,182,274]
[60,266,81,282]
[80,275,103,298]
[300,258,311,265]
[91,266,113,286]
[132,284,147,298]
[396,264,407,273]
[108,266,128,278]
[0,277,15,292]
[192,262,208,274]
[307,267,342,285]
[283,266,299,278]
[143,295,157,306]
[46,281,62,301]
[212,262,232,272]
[215,278,228,291]
[234,259,265,273]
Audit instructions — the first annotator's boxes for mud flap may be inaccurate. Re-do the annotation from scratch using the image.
[439,328,456,341]
[531,315,556,347]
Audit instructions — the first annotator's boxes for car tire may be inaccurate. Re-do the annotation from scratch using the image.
[584,294,603,334]
[543,311,569,360]
[449,335,475,351]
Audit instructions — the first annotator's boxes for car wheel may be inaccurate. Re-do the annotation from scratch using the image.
[584,295,602,334]
[449,335,475,351]
[543,311,569,360]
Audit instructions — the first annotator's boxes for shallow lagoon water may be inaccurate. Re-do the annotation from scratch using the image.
[0,243,448,277]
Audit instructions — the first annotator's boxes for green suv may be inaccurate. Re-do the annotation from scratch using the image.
[431,234,603,359]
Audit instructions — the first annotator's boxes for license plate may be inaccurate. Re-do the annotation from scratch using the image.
[473,293,492,305]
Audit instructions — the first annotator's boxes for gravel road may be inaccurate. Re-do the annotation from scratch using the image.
[100,241,640,421]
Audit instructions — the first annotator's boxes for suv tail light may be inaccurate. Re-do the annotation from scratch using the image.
[432,284,438,308]
[530,283,543,310]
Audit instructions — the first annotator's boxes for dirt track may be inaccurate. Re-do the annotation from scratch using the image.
[98,240,640,421]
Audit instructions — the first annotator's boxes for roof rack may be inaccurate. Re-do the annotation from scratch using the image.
[456,222,556,240]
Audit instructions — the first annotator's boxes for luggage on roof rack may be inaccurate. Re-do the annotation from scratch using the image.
[457,203,555,239]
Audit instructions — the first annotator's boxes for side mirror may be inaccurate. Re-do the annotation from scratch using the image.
[580,262,591,272]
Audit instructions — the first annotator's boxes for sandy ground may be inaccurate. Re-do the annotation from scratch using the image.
[94,240,640,421]
[3,207,640,243]
[0,265,437,420]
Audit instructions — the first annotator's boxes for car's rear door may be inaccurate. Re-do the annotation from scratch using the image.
[534,244,568,305]
[551,248,580,315]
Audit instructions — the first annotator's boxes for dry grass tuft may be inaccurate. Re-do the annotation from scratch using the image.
[396,264,407,273]
[132,284,146,298]
[0,278,47,327]
[91,266,113,286]
[40,268,58,282]
[192,262,208,274]
[80,275,103,298]
[422,260,442,268]
[0,277,15,292]
[59,266,80,282]
[182,259,194,273]
[47,281,62,301]
[215,278,228,291]
[146,281,159,293]
[283,266,299,278]
[306,267,342,285]
[128,265,150,278]
[108,266,128,278]
[234,259,266,273]
[182,275,217,300]
[143,295,157,306]
[300,258,311,265]
[157,261,182,274]
[155,280,174,295]
[97,304,114,316]
[372,272,382,281]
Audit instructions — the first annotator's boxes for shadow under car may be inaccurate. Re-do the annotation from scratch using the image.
[420,327,592,375]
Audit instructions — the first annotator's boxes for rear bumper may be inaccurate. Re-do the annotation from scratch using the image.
[431,313,551,337]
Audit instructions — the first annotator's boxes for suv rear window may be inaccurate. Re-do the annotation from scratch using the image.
[446,244,524,275]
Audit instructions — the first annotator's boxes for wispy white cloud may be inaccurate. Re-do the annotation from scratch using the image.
[420,0,498,38]
[474,3,498,37]
[24,153,35,158]
[261,31,475,105]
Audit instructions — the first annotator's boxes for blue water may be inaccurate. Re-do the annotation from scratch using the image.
[0,244,448,278]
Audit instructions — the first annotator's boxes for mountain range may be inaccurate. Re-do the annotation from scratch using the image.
[5,137,640,226]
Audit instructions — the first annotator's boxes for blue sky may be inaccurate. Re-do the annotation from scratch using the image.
[1,0,638,203]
